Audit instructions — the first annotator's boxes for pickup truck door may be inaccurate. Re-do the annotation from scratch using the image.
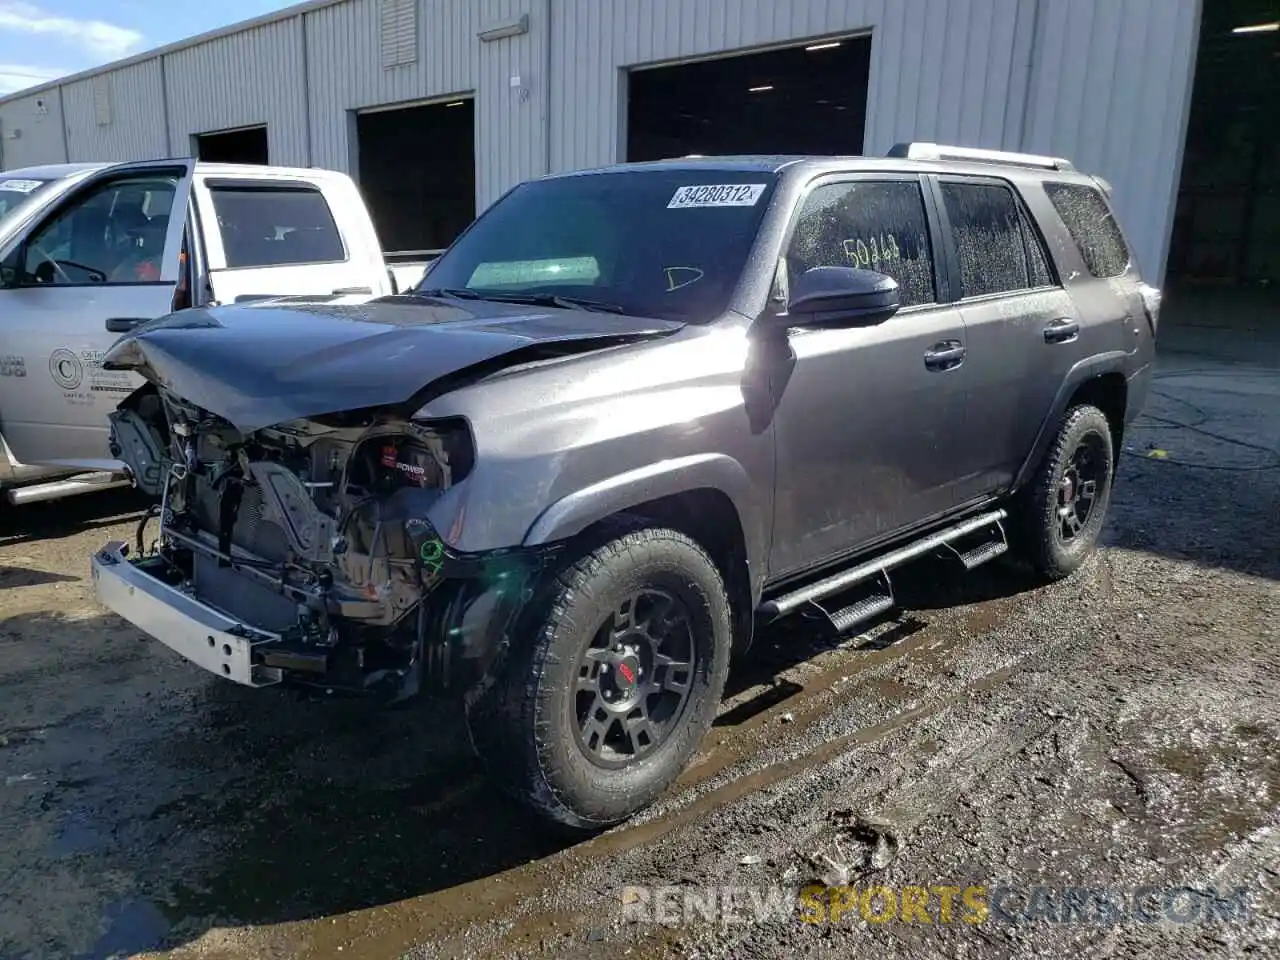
[192,173,390,305]
[766,175,970,578]
[0,160,194,469]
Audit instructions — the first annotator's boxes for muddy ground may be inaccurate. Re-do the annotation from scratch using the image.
[1,348,1277,960]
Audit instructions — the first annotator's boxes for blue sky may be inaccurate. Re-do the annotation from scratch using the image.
[0,1,297,95]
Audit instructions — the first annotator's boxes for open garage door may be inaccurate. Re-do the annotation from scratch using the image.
[1168,1,1278,287]
[194,126,269,165]
[356,98,476,257]
[626,37,871,161]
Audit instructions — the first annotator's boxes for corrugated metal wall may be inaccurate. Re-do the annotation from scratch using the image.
[1022,0,1202,279]
[0,89,66,168]
[550,0,1035,173]
[306,0,481,171]
[62,60,168,162]
[0,0,1199,280]
[475,0,550,204]
[165,17,310,165]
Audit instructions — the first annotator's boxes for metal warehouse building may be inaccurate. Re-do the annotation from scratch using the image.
[0,0,1275,290]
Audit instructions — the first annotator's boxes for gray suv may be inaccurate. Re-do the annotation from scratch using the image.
[91,143,1159,829]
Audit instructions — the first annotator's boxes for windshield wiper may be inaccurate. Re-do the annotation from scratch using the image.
[492,292,627,314]
[410,287,483,300]
[411,287,626,314]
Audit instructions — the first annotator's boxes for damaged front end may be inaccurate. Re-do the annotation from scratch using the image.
[95,384,544,701]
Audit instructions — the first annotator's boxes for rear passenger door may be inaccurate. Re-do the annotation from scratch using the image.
[193,176,374,304]
[768,175,970,577]
[931,175,1081,500]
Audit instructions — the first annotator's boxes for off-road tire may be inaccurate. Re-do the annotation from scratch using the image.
[1011,403,1116,581]
[466,527,732,830]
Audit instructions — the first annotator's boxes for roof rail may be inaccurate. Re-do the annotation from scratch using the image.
[888,142,1076,173]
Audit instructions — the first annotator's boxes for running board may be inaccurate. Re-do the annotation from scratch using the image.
[759,509,1008,621]
[802,570,896,636]
[6,471,132,506]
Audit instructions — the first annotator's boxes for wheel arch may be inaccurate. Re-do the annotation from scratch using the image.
[1012,352,1130,492]
[522,455,765,658]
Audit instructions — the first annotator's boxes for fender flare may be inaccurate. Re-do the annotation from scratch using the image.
[1011,350,1130,491]
[522,453,767,589]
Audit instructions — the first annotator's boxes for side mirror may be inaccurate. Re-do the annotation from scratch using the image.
[786,266,901,324]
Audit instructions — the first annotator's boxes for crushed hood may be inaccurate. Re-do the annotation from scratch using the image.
[104,297,683,433]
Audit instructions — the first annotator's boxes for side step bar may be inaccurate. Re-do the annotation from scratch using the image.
[759,509,1009,624]
[6,471,132,506]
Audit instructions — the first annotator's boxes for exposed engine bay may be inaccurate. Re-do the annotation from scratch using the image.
[106,384,535,699]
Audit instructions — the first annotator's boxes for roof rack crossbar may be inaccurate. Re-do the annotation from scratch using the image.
[887,142,1076,172]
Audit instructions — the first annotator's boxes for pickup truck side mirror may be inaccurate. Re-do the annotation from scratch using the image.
[785,266,901,325]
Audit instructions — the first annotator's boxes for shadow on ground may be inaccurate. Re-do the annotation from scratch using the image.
[0,487,150,547]
[0,544,1048,960]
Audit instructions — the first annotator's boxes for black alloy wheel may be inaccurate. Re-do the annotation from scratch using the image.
[573,590,697,768]
[465,526,732,829]
[1012,403,1116,581]
[1056,432,1107,544]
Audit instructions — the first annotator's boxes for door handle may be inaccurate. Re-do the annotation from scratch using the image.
[1043,318,1080,344]
[924,340,966,371]
[105,317,147,333]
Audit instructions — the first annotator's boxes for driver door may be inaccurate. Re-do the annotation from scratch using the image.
[0,160,194,469]
[768,175,971,577]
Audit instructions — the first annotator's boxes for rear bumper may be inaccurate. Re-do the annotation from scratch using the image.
[90,540,282,688]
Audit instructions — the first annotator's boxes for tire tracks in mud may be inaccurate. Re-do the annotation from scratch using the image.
[405,555,1125,958]
[278,571,1078,960]
[149,575,1031,960]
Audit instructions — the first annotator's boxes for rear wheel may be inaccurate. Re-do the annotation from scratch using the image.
[466,526,732,830]
[1011,404,1116,580]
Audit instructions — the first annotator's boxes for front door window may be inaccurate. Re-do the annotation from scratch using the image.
[21,175,178,286]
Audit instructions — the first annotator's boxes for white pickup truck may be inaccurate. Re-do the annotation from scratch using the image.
[0,159,434,505]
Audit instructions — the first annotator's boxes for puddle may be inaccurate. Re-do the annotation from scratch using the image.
[74,899,170,960]
[50,811,109,857]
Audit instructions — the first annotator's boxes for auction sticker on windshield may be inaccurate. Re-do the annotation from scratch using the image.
[0,179,43,193]
[668,184,767,209]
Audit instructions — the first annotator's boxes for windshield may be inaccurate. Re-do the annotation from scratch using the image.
[418,169,779,321]
[0,176,55,222]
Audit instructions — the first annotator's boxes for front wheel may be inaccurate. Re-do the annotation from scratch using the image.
[466,526,732,830]
[1010,403,1116,580]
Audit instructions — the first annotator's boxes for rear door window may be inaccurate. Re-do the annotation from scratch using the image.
[1044,182,1131,278]
[940,179,1054,298]
[788,179,938,307]
[208,183,346,268]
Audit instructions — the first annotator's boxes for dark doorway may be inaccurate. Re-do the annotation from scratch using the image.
[356,98,476,254]
[1167,1,1279,286]
[194,126,269,165]
[626,37,872,162]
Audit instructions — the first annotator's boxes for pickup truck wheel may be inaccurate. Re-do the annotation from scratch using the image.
[1013,403,1115,580]
[466,527,731,830]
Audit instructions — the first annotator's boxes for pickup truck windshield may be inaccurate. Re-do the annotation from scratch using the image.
[419,169,779,322]
[0,177,55,223]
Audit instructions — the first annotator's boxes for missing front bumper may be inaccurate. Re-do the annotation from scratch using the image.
[90,540,283,687]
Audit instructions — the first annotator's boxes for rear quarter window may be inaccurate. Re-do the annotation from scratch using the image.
[209,183,346,268]
[1044,182,1131,279]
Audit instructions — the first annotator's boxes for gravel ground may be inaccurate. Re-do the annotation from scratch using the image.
[0,348,1276,960]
